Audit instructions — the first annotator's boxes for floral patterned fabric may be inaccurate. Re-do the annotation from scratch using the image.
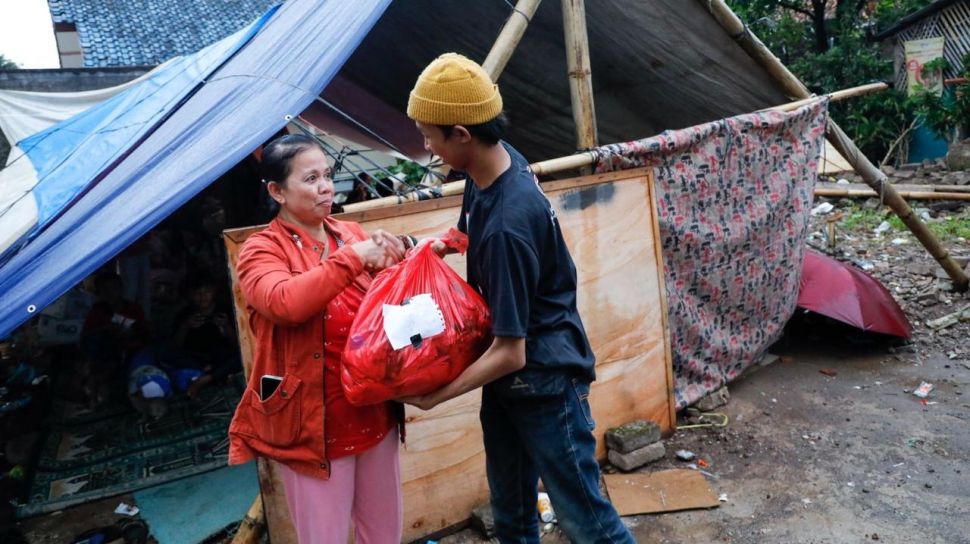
[594,101,828,409]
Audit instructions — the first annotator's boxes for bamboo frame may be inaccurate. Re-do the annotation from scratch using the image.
[481,0,542,80]
[699,0,969,291]
[341,83,891,215]
[562,0,598,151]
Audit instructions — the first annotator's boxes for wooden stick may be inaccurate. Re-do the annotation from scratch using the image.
[562,0,598,152]
[481,0,542,81]
[698,0,969,291]
[815,187,970,200]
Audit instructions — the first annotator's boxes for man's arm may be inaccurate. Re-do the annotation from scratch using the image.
[400,336,525,410]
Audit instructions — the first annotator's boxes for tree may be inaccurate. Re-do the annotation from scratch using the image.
[726,0,937,161]
[0,55,18,70]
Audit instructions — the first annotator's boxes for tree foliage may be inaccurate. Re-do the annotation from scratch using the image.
[727,0,936,162]
[909,55,970,142]
[0,55,18,70]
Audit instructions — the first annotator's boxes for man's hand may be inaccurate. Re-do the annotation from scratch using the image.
[399,337,525,410]
[398,391,441,411]
[416,237,449,258]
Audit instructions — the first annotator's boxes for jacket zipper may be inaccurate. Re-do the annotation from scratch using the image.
[293,230,330,472]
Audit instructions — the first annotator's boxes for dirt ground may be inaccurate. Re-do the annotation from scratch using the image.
[437,322,969,544]
[438,189,970,544]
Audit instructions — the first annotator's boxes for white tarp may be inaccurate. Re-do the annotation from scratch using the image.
[0,63,165,164]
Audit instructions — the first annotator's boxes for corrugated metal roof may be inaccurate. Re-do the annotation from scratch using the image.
[48,0,277,67]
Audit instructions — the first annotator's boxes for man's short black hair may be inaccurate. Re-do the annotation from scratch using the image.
[438,112,509,145]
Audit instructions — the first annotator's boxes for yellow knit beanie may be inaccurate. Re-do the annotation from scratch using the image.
[407,53,503,126]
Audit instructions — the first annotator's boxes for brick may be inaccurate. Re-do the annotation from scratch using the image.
[695,386,730,412]
[605,420,661,454]
[607,441,666,472]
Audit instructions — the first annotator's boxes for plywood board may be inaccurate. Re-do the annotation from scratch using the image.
[223,167,673,542]
[604,470,720,515]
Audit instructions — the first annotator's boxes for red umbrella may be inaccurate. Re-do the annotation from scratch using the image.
[798,249,912,338]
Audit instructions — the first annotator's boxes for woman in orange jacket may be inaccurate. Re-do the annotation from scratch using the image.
[228,134,408,543]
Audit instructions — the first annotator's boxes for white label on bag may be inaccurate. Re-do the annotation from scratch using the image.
[382,293,446,350]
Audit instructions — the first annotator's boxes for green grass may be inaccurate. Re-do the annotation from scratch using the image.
[838,204,970,241]
[926,216,970,240]
[839,207,886,230]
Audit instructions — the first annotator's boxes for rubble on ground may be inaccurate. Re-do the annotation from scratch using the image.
[812,167,970,358]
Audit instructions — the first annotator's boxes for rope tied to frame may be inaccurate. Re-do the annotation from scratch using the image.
[500,0,533,23]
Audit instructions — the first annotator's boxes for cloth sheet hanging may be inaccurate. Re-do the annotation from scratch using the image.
[595,100,828,409]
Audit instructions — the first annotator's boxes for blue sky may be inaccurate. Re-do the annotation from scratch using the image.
[0,0,60,68]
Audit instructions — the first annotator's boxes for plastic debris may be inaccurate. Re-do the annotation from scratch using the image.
[537,492,555,523]
[912,382,934,399]
[873,221,891,235]
[718,493,729,502]
[675,450,696,461]
[115,502,139,516]
[891,238,908,245]
[697,459,710,468]
[836,178,850,185]
[811,202,835,216]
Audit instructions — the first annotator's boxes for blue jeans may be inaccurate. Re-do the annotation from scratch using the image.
[481,369,634,544]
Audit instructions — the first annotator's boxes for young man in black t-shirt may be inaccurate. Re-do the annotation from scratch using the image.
[401,53,634,544]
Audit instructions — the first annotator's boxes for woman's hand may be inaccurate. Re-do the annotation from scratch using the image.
[351,229,405,272]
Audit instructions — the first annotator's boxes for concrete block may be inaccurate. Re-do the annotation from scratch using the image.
[605,420,661,454]
[471,502,495,539]
[695,386,730,412]
[607,441,666,472]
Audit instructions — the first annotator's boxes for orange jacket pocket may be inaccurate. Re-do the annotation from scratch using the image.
[248,374,303,447]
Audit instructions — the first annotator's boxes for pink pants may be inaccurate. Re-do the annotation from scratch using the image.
[280,430,402,543]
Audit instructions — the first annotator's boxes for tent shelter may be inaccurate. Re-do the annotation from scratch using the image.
[1,0,967,540]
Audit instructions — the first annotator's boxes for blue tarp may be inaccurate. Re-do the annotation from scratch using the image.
[1,8,276,262]
[0,0,391,338]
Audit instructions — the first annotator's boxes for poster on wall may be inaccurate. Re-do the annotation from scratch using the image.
[904,37,946,96]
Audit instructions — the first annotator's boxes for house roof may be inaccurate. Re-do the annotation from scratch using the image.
[48,0,277,67]
[874,0,961,40]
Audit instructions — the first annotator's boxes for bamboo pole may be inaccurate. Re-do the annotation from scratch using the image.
[230,495,265,544]
[815,187,970,200]
[481,0,542,81]
[760,82,888,112]
[698,0,969,291]
[819,182,970,194]
[561,0,598,152]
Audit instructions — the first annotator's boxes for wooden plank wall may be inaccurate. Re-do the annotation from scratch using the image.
[222,167,674,543]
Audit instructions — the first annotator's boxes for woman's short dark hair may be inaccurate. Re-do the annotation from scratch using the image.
[438,112,509,146]
[260,134,325,187]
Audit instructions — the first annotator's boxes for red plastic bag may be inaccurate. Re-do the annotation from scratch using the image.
[341,230,491,405]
